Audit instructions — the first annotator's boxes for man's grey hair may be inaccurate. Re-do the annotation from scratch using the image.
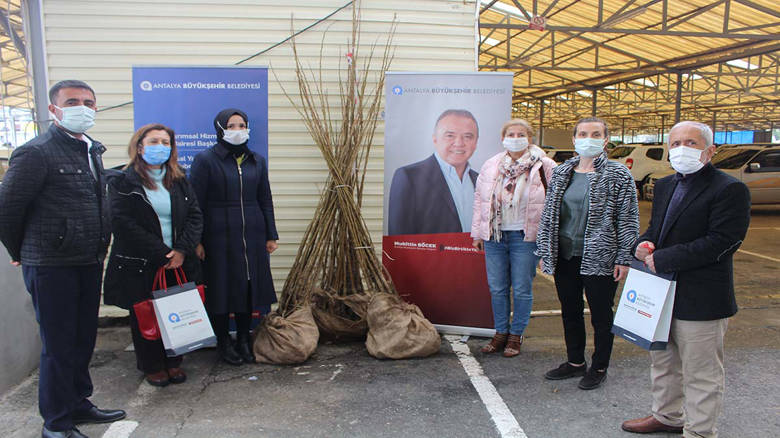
[434,109,479,137]
[49,80,95,104]
[669,121,713,147]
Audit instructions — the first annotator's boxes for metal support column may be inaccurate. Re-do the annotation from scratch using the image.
[591,89,597,116]
[538,99,545,147]
[660,114,666,143]
[674,71,683,124]
[21,0,50,133]
[711,112,717,140]
[621,119,625,143]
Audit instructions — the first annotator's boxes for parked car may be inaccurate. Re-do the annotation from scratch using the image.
[607,143,671,197]
[547,148,577,163]
[644,144,780,204]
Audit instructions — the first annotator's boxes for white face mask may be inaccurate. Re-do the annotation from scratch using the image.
[573,137,605,157]
[219,122,250,146]
[502,137,529,152]
[52,105,95,133]
[669,146,705,175]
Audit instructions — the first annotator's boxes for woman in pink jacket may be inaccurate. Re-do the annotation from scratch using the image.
[471,119,556,357]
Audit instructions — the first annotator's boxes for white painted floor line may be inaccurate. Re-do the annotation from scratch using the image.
[737,249,780,263]
[127,380,158,409]
[446,335,528,438]
[101,420,139,438]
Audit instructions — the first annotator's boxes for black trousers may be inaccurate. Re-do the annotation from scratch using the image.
[211,280,253,340]
[129,308,182,374]
[211,312,252,340]
[22,264,102,431]
[553,256,618,370]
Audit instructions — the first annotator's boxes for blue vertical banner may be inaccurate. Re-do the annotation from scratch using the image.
[132,66,269,170]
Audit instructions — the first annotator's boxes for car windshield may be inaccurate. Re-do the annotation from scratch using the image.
[711,149,758,169]
[608,146,635,158]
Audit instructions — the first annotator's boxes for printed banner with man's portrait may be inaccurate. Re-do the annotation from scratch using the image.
[382,72,513,334]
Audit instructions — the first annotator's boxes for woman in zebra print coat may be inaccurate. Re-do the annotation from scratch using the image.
[536,117,639,390]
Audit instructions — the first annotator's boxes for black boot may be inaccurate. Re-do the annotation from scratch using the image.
[236,333,256,364]
[217,337,243,366]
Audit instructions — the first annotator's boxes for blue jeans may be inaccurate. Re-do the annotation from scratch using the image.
[484,230,539,335]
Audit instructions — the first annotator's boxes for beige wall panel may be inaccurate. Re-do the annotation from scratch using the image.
[43,0,477,290]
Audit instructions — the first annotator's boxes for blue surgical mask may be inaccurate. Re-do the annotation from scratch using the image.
[52,105,96,133]
[574,137,605,157]
[142,144,171,166]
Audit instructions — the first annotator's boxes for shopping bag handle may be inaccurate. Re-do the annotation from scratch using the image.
[152,267,167,291]
[172,267,189,285]
[153,267,190,291]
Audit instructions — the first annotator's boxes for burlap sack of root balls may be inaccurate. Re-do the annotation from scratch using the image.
[311,289,370,342]
[365,293,441,359]
[253,305,319,364]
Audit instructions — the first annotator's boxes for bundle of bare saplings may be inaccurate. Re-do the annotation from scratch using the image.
[253,3,440,364]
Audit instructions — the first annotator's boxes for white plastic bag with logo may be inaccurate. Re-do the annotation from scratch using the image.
[612,260,676,350]
[152,271,216,357]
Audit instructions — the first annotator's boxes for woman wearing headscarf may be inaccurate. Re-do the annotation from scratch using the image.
[536,116,639,390]
[189,108,279,366]
[104,123,203,386]
[471,119,556,357]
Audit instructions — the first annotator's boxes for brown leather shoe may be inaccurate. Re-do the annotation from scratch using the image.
[503,334,524,357]
[621,415,683,434]
[145,370,170,387]
[167,367,187,384]
[481,333,508,353]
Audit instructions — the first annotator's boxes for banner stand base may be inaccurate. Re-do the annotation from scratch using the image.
[434,324,495,338]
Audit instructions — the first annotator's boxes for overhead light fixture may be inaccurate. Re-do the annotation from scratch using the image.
[601,5,649,28]
[576,90,592,97]
[481,0,528,22]
[726,59,758,70]
[682,73,702,80]
[631,78,656,87]
[480,35,501,46]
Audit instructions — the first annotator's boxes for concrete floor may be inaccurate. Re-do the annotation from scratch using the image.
[1,202,778,438]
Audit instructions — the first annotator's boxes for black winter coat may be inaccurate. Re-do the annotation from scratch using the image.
[103,166,203,310]
[0,124,111,266]
[189,142,278,314]
[635,164,751,321]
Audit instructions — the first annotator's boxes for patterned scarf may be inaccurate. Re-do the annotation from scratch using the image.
[489,149,543,241]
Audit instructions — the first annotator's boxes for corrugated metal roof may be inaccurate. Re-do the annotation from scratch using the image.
[0,0,33,110]
[479,0,779,132]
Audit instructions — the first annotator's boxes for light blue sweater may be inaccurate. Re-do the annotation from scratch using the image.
[144,168,173,248]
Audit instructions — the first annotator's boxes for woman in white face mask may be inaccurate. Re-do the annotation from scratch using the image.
[189,108,279,366]
[471,119,557,357]
[535,116,639,390]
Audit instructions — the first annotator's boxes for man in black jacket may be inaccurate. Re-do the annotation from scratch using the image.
[622,121,750,437]
[0,80,125,438]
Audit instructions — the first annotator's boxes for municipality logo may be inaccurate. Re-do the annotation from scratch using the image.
[139,80,153,91]
[392,85,403,95]
[626,290,637,303]
[168,313,181,323]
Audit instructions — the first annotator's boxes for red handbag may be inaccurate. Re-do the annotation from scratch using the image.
[133,267,205,341]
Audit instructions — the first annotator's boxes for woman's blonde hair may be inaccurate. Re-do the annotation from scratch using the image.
[501,119,535,140]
